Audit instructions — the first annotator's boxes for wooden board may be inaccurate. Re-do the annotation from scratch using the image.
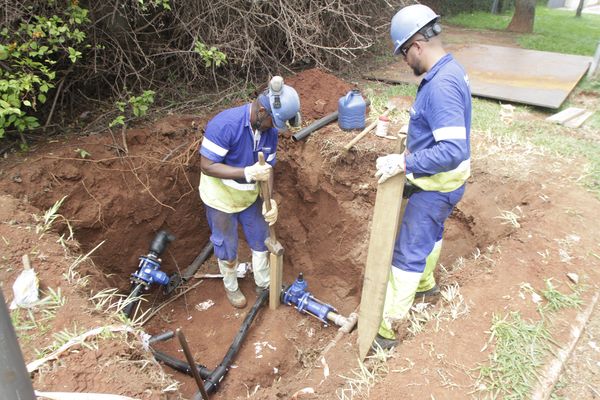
[269,253,283,309]
[563,111,593,128]
[357,165,406,361]
[546,107,585,124]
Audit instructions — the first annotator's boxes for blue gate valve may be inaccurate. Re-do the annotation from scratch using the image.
[281,273,337,325]
[131,230,175,288]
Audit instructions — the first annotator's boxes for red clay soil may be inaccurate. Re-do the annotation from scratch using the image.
[1,63,599,400]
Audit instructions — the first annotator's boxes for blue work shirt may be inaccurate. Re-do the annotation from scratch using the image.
[198,103,278,213]
[405,53,472,192]
[200,103,278,168]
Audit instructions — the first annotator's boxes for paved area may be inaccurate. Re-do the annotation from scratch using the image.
[557,5,600,14]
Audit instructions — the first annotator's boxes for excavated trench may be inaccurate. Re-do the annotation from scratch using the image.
[0,68,528,399]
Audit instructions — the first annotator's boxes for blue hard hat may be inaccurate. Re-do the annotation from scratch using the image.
[390,4,440,56]
[258,76,301,132]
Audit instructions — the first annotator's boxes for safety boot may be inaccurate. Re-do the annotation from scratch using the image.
[371,334,398,352]
[218,259,247,308]
[254,284,268,295]
[414,284,440,304]
[225,288,247,308]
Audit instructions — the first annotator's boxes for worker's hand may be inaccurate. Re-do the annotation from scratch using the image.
[244,161,272,182]
[262,199,278,225]
[375,154,405,184]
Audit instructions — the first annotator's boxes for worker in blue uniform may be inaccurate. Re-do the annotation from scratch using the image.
[373,4,472,349]
[199,76,301,308]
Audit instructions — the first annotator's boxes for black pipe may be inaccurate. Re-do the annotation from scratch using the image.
[148,330,175,345]
[291,111,339,142]
[291,99,371,142]
[152,349,213,380]
[123,282,144,319]
[181,241,214,281]
[198,289,268,396]
[0,289,36,400]
[150,288,268,396]
[165,241,214,295]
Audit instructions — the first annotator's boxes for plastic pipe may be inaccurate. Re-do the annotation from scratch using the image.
[0,289,36,400]
[291,111,339,142]
[291,99,370,142]
[152,349,213,379]
[181,241,214,281]
[195,289,268,397]
[148,330,175,345]
[151,289,268,396]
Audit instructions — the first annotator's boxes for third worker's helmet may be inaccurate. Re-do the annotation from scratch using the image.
[258,76,301,132]
[390,4,440,56]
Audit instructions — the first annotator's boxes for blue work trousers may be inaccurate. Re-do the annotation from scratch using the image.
[392,186,465,273]
[205,199,268,262]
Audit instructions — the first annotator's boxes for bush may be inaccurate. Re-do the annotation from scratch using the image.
[2,0,407,143]
[0,1,89,140]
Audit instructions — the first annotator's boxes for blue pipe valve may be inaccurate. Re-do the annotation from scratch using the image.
[131,230,175,288]
[282,273,337,325]
[132,255,170,287]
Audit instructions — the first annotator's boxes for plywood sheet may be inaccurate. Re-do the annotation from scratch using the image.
[364,44,592,109]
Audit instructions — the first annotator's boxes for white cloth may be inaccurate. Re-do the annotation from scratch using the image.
[10,268,39,309]
[375,153,405,184]
[252,250,270,289]
[218,259,239,292]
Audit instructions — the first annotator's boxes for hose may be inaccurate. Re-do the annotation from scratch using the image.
[122,282,144,319]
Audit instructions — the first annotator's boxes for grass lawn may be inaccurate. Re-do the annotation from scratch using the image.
[446,6,600,56]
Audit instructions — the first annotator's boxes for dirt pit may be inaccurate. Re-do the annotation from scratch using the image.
[1,64,599,400]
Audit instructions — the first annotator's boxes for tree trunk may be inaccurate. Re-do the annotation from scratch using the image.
[506,0,536,33]
[576,0,585,17]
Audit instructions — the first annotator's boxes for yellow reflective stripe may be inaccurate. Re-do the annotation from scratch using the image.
[199,173,259,213]
[379,268,422,340]
[407,159,470,192]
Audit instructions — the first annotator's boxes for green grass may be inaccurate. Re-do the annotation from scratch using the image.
[476,312,551,399]
[447,6,600,56]
[10,287,66,344]
[469,97,600,195]
[540,279,582,313]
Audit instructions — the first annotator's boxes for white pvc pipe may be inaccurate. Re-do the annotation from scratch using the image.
[587,40,600,80]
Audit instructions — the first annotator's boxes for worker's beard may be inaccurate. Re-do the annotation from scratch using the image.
[411,62,425,77]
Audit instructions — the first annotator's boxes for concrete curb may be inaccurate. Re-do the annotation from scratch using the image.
[531,290,600,400]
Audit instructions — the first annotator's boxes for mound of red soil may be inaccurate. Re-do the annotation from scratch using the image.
[286,68,353,120]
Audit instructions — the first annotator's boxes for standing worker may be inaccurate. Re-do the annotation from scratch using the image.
[199,76,301,308]
[372,4,472,349]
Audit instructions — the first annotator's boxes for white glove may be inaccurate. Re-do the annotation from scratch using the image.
[374,153,405,184]
[244,161,272,182]
[262,199,278,225]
